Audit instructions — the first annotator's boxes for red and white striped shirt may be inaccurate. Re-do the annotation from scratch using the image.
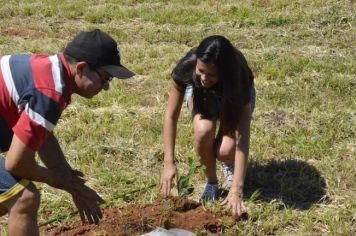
[0,53,73,151]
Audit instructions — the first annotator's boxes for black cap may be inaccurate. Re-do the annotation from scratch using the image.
[64,29,134,79]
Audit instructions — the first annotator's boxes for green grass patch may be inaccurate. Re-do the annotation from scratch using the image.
[0,0,355,235]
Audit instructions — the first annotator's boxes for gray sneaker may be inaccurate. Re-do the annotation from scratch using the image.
[222,163,234,188]
[199,183,219,203]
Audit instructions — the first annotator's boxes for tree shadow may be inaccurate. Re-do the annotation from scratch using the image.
[242,158,327,210]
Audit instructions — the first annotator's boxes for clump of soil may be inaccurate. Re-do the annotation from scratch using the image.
[44,197,225,235]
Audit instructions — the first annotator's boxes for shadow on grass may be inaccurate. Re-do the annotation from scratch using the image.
[239,159,326,210]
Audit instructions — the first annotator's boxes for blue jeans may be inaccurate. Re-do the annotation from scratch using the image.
[0,156,30,203]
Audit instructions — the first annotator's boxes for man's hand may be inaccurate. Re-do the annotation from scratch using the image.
[46,167,86,192]
[160,163,178,197]
[46,168,104,224]
[220,187,248,218]
[72,185,105,224]
[37,134,104,224]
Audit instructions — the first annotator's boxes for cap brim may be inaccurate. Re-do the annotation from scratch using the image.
[101,65,135,79]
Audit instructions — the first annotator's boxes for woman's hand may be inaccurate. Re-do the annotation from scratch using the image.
[160,163,178,197]
[220,187,247,218]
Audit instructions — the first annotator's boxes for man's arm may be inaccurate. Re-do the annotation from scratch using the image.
[38,133,105,224]
[5,134,86,192]
[38,132,72,171]
[5,134,52,183]
[37,133,88,194]
[6,133,104,224]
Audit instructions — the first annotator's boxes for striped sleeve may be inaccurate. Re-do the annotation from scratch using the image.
[10,54,66,151]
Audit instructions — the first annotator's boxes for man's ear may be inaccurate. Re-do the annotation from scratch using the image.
[75,61,89,77]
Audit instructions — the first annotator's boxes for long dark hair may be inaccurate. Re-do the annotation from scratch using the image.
[171,48,197,86]
[194,35,253,134]
[171,35,253,134]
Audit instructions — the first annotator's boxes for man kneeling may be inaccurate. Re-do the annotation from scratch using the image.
[0,29,134,235]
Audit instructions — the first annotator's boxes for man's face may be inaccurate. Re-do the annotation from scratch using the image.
[74,63,112,98]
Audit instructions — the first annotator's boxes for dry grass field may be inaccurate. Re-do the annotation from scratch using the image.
[0,0,355,235]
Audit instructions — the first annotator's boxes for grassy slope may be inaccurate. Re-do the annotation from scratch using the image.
[0,0,355,235]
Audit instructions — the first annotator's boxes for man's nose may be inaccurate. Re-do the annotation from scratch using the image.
[103,82,110,91]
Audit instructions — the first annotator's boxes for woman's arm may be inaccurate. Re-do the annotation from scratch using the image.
[161,81,185,196]
[163,81,185,165]
[232,103,251,195]
[220,103,251,217]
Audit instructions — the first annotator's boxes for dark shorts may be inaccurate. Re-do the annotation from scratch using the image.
[184,82,256,118]
[0,156,30,203]
[0,116,13,152]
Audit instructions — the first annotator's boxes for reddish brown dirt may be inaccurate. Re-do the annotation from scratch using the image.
[44,197,228,235]
[1,28,45,38]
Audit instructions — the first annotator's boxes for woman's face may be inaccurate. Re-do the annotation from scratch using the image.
[195,59,219,88]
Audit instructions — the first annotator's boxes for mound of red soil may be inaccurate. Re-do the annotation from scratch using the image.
[44,197,226,235]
